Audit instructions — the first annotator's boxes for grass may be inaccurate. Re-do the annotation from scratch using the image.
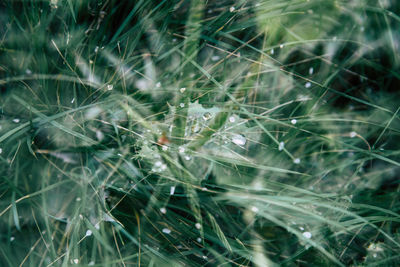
[1,0,400,266]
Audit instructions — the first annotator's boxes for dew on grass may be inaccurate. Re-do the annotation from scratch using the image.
[180,87,186,93]
[179,103,185,108]
[26,69,32,75]
[73,259,79,264]
[278,141,284,151]
[291,119,297,125]
[156,82,161,88]
[229,6,235,12]
[302,232,312,239]
[232,134,246,146]
[195,223,201,229]
[280,44,284,48]
[184,155,191,161]
[211,55,220,61]
[270,48,274,55]
[0,148,2,154]
[170,186,176,195]
[88,261,95,266]
[202,112,212,121]
[162,145,168,151]
[13,118,20,123]
[160,207,167,214]
[197,237,202,242]
[350,131,357,138]
[76,197,81,202]
[162,228,171,234]
[71,98,75,104]
[107,84,113,90]
[178,146,185,154]
[85,230,92,237]
[309,67,314,75]
[228,116,236,123]
[305,82,311,88]
[10,236,15,242]
[293,158,301,164]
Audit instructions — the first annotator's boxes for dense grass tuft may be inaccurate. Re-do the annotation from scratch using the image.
[1,0,400,266]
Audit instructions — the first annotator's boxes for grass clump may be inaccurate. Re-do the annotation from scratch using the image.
[1,0,400,266]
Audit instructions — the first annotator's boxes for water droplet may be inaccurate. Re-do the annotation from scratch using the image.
[76,197,81,202]
[278,141,284,151]
[291,119,297,125]
[179,103,185,108]
[202,112,212,121]
[94,46,99,53]
[251,206,259,212]
[350,131,357,138]
[270,48,274,55]
[184,155,191,161]
[180,87,186,93]
[201,187,208,191]
[13,119,20,123]
[228,116,236,123]
[305,82,311,88]
[10,236,15,242]
[156,82,161,88]
[229,6,235,12]
[73,259,79,264]
[178,146,185,154]
[71,98,75,104]
[302,232,312,239]
[293,158,301,164]
[162,228,171,234]
[160,207,167,214]
[309,67,314,75]
[162,145,168,151]
[107,84,113,90]
[0,148,2,154]
[170,186,176,195]
[232,134,246,146]
[211,55,220,61]
[86,230,92,237]
[95,223,100,230]
[88,261,95,266]
[26,69,32,75]
[195,223,201,229]
[280,44,284,49]
[197,237,202,242]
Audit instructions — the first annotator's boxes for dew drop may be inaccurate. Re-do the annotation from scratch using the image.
[86,230,92,237]
[197,237,202,243]
[302,232,312,239]
[13,119,20,123]
[71,98,75,104]
[280,44,284,49]
[178,146,185,154]
[195,223,201,229]
[232,134,246,146]
[73,259,79,264]
[228,116,236,123]
[270,48,274,55]
[107,84,113,90]
[251,206,259,212]
[350,131,357,138]
[0,148,2,154]
[160,207,167,214]
[88,261,95,266]
[179,103,185,108]
[162,228,171,234]
[293,158,301,164]
[309,67,314,75]
[170,186,176,195]
[211,55,220,61]
[202,112,212,121]
[229,6,235,12]
[278,141,285,151]
[179,87,186,93]
[184,155,191,161]
[156,82,161,88]
[291,119,297,125]
[10,236,15,242]
[305,82,311,88]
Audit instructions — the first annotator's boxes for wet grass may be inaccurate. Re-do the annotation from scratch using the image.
[1,0,400,266]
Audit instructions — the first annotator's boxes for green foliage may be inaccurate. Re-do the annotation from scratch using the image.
[1,0,400,266]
